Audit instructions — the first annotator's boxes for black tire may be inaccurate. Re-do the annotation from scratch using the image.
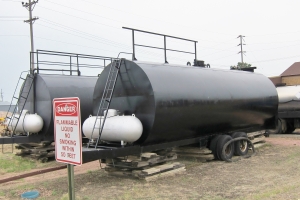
[281,119,287,134]
[216,135,234,161]
[286,121,295,134]
[209,135,222,160]
[231,132,248,156]
[272,119,282,134]
[286,127,296,134]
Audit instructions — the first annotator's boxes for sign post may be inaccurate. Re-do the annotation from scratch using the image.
[53,97,82,200]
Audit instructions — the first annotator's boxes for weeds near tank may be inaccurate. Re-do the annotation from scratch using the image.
[60,193,91,200]
[0,144,56,173]
[252,184,299,200]
[17,184,35,190]
[52,190,57,195]
[286,151,300,164]
[0,154,36,173]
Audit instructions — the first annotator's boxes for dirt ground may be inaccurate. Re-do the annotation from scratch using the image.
[2,133,300,200]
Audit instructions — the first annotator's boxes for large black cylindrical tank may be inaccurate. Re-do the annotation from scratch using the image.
[22,74,97,140]
[93,60,278,145]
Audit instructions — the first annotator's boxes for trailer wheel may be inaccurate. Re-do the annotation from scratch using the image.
[286,121,295,134]
[281,119,287,133]
[231,132,248,156]
[270,118,282,134]
[273,119,283,134]
[209,135,222,160]
[217,135,234,161]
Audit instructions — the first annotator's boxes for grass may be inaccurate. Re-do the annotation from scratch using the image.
[0,154,37,173]
[286,149,300,164]
[251,179,300,200]
[0,144,59,174]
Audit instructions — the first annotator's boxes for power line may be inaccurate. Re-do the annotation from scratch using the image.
[44,0,125,25]
[39,19,129,48]
[38,5,120,30]
[44,0,237,37]
[36,19,190,62]
[0,35,28,36]
[0,19,23,21]
[201,46,237,57]
[247,31,300,37]
[248,39,300,45]
[0,16,27,18]
[247,43,300,52]
[251,55,300,64]
[79,0,236,37]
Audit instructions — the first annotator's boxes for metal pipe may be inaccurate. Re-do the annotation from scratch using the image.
[132,30,137,60]
[77,55,79,76]
[36,51,39,74]
[70,56,72,75]
[194,42,197,61]
[135,44,195,54]
[67,164,75,200]
[123,27,198,42]
[164,36,168,64]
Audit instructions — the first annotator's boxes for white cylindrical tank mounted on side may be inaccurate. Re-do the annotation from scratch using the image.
[6,110,44,133]
[82,109,143,143]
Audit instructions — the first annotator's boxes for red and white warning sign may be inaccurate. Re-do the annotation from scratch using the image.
[53,97,82,165]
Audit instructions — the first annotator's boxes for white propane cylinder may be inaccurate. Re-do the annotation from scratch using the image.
[7,110,44,133]
[82,111,143,143]
[103,109,118,117]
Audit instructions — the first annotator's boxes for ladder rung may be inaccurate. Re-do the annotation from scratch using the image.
[13,96,18,99]
[20,77,26,80]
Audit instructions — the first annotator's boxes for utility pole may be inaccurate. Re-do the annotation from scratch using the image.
[0,89,3,102]
[237,35,246,68]
[22,0,39,74]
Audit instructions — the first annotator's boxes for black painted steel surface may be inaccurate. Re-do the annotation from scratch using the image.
[21,74,97,141]
[93,60,278,145]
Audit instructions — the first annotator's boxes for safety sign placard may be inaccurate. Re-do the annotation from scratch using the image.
[53,97,82,165]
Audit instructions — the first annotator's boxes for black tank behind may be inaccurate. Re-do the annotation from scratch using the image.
[21,74,97,141]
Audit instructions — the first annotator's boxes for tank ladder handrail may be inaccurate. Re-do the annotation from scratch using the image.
[87,58,123,148]
[2,71,28,153]
[6,74,35,136]
[4,71,29,122]
[2,73,35,153]
[11,74,35,136]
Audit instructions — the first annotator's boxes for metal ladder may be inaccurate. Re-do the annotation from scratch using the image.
[88,59,123,148]
[2,71,34,153]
